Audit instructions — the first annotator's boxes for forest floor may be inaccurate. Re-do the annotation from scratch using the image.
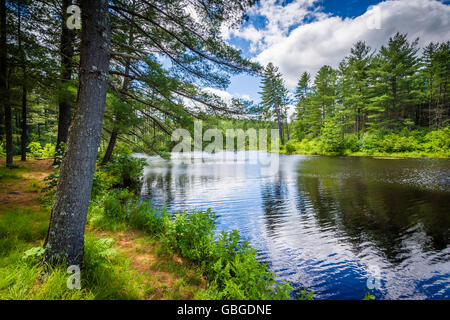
[0,159,206,300]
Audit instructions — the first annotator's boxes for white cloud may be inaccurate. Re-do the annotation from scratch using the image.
[202,87,234,103]
[225,0,323,53]
[227,0,450,89]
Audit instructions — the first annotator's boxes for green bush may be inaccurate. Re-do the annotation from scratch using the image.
[88,190,301,300]
[319,120,344,153]
[285,142,296,154]
[343,135,360,153]
[27,142,55,158]
[423,127,450,153]
[104,154,147,193]
[0,141,5,158]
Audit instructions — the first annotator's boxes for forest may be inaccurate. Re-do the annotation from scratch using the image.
[259,34,449,157]
[0,0,449,302]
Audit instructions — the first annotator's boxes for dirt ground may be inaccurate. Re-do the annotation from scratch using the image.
[0,158,55,209]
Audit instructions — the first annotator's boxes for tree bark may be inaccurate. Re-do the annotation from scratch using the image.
[55,0,76,162]
[44,0,111,267]
[1,0,12,167]
[100,18,134,166]
[285,118,290,142]
[276,106,284,146]
[100,127,118,165]
[21,83,27,161]
[18,2,27,162]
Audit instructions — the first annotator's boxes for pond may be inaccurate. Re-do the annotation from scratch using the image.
[139,151,450,300]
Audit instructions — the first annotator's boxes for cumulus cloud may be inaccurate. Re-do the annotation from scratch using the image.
[226,0,450,88]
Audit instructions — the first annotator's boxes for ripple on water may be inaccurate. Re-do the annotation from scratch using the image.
[137,152,450,300]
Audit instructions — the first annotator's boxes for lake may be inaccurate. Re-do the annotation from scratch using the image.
[138,151,450,300]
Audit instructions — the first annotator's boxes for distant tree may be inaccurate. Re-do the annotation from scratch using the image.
[259,63,289,145]
[0,0,12,167]
[346,41,373,137]
[294,71,310,139]
[376,33,420,128]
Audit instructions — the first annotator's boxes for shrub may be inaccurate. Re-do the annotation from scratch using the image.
[423,127,450,153]
[104,154,147,193]
[0,141,5,158]
[88,191,299,300]
[285,142,296,154]
[343,135,360,153]
[27,142,55,158]
[320,120,344,153]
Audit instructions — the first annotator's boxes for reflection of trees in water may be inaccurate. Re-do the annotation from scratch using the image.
[260,172,290,237]
[144,169,175,205]
[295,158,450,264]
[143,163,228,211]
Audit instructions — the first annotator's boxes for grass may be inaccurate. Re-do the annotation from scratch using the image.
[0,166,26,181]
[0,159,207,300]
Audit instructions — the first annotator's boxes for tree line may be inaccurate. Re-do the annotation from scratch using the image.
[259,33,449,146]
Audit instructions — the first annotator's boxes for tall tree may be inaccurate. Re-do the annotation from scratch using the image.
[260,63,288,145]
[16,0,27,161]
[54,0,77,161]
[44,0,111,266]
[378,33,420,127]
[1,0,12,167]
[346,41,373,137]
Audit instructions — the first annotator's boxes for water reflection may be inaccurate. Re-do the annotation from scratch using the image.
[139,152,450,299]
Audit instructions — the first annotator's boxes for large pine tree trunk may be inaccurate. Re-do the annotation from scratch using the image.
[1,0,12,167]
[44,0,110,267]
[55,0,76,162]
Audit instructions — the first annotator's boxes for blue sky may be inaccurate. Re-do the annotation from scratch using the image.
[219,0,450,104]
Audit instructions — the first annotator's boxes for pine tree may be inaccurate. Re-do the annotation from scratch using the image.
[259,63,289,145]
[378,33,420,127]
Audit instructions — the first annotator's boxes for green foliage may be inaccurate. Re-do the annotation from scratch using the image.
[291,35,449,144]
[285,142,296,154]
[0,235,141,300]
[88,189,300,300]
[27,142,56,159]
[0,141,5,158]
[363,293,376,300]
[281,127,450,158]
[0,209,49,256]
[104,154,147,194]
[423,127,450,153]
[320,119,344,153]
[0,202,140,299]
[22,247,45,265]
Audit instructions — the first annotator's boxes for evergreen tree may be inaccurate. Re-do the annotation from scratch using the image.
[259,63,289,145]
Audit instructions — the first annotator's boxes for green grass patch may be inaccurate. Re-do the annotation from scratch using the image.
[0,166,26,181]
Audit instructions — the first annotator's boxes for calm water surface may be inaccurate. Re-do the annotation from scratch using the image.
[139,151,450,300]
